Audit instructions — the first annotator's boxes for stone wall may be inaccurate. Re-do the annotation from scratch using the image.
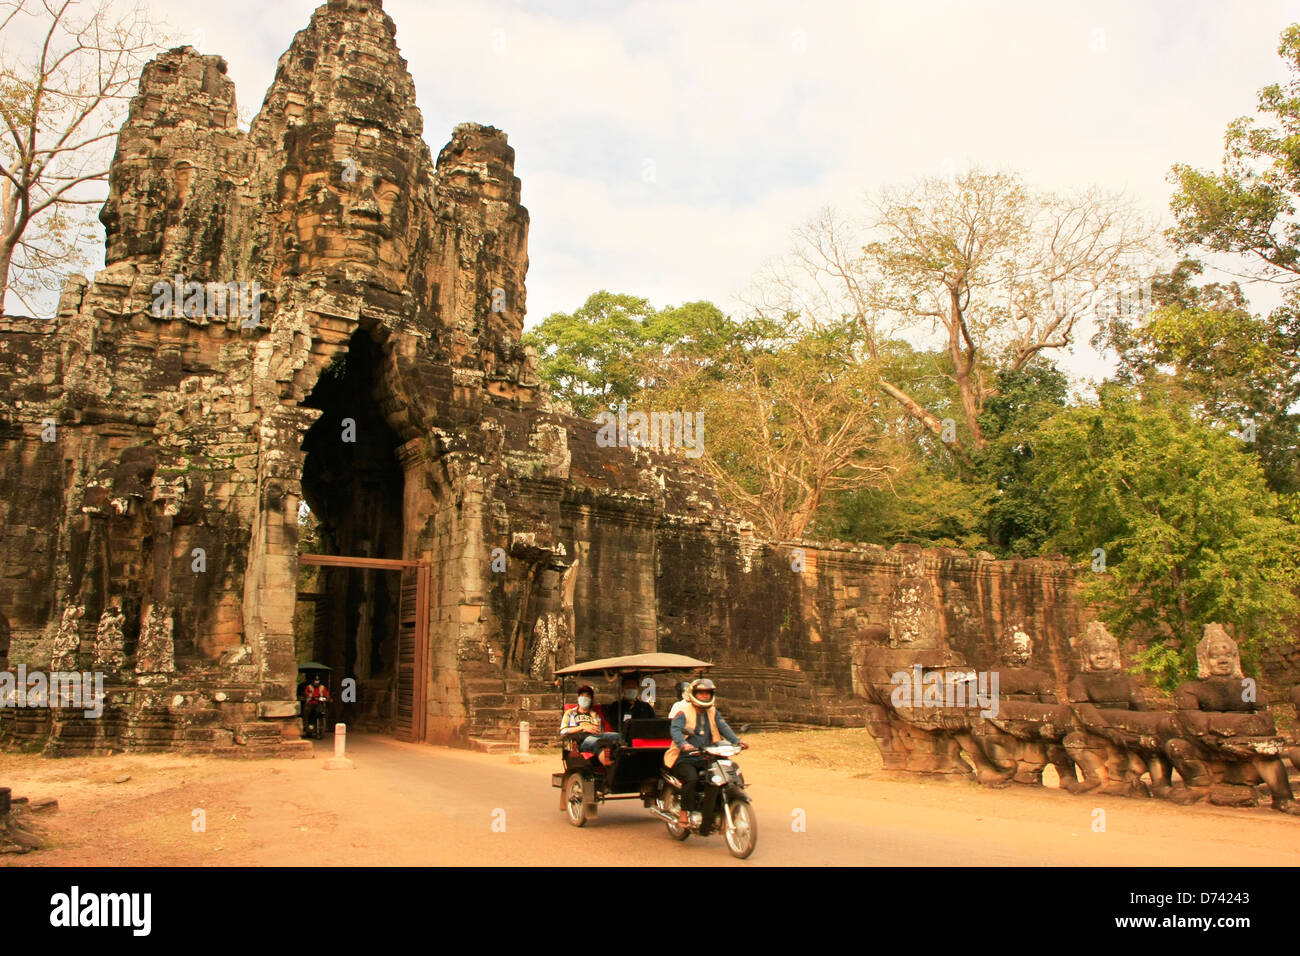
[651,531,1085,726]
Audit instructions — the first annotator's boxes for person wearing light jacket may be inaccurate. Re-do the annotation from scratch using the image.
[665,678,746,826]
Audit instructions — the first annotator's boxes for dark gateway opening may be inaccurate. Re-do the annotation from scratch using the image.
[297,327,404,733]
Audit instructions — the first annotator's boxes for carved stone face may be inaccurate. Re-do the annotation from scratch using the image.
[1206,639,1237,676]
[280,126,416,284]
[1086,643,1117,672]
[887,560,942,650]
[1077,622,1121,673]
[1196,624,1243,679]
[1003,629,1032,667]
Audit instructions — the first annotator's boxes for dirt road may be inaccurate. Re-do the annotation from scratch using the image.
[5,731,1299,866]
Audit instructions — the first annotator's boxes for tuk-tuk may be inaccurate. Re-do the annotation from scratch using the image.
[549,653,758,858]
[551,653,711,821]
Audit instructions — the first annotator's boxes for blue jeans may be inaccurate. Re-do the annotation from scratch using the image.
[580,732,620,753]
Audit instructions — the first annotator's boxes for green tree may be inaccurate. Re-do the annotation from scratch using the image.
[522,291,657,417]
[822,340,990,548]
[1166,24,1300,493]
[823,352,1067,553]
[823,463,990,550]
[1030,386,1300,689]
[1168,25,1300,282]
[1099,259,1300,493]
[975,361,1070,554]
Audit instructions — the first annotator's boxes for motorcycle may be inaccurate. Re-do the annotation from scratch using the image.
[303,699,329,740]
[652,742,758,859]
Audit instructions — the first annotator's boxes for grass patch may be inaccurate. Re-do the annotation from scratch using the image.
[746,727,884,776]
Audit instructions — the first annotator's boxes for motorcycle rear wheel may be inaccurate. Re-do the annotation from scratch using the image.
[658,789,690,841]
[665,817,690,841]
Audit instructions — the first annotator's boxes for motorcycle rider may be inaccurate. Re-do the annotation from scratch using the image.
[665,678,746,827]
[302,674,329,736]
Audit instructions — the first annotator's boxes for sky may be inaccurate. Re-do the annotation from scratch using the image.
[62,0,1300,383]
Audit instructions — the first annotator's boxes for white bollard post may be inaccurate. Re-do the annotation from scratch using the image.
[509,719,534,764]
[323,721,355,770]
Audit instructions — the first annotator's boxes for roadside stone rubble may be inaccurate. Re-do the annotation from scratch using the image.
[0,789,55,853]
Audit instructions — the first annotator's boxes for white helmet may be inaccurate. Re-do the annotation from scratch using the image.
[685,678,716,709]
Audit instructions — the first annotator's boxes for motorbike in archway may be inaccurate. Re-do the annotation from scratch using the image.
[303,699,329,740]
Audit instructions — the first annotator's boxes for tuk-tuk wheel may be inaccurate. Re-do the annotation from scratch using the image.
[563,773,589,827]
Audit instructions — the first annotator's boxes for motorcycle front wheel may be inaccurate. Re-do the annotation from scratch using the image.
[724,798,757,859]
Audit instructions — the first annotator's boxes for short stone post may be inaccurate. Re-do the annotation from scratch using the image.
[509,720,534,764]
[323,722,355,770]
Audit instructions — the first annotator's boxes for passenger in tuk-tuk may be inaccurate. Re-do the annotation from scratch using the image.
[560,684,620,765]
[606,675,654,734]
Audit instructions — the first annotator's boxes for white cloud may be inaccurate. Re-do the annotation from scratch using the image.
[36,0,1300,388]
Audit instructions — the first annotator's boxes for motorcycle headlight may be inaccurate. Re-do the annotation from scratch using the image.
[710,772,725,785]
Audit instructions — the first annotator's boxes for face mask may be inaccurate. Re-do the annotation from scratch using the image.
[623,689,638,701]
[577,696,592,708]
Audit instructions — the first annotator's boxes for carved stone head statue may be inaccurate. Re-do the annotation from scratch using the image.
[887,557,943,650]
[1196,623,1244,680]
[1075,620,1122,673]
[1001,626,1033,667]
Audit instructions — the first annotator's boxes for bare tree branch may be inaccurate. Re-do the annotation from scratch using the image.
[0,0,159,312]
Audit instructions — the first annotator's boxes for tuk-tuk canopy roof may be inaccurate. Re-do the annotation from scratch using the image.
[554,653,714,677]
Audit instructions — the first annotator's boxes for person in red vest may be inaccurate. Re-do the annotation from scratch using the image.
[303,674,330,735]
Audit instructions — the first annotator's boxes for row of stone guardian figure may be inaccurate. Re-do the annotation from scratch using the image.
[862,617,1300,815]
